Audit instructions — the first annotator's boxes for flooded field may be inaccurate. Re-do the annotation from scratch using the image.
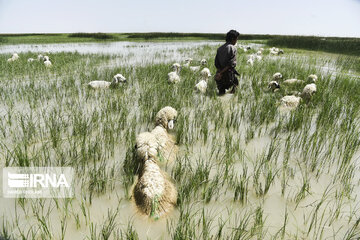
[0,41,360,239]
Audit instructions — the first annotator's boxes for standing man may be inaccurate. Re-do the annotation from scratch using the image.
[214,30,240,95]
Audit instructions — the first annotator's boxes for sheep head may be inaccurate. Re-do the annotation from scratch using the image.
[200,68,211,79]
[171,63,181,73]
[113,74,127,83]
[273,72,283,80]
[200,59,207,65]
[155,106,178,130]
[268,81,280,91]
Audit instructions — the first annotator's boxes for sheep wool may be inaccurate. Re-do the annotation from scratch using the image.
[283,79,305,85]
[190,66,200,72]
[133,163,177,218]
[195,80,207,94]
[301,83,317,99]
[281,95,302,108]
[44,60,52,67]
[133,132,177,218]
[136,132,159,161]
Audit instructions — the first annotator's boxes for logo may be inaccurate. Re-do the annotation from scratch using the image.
[2,167,74,198]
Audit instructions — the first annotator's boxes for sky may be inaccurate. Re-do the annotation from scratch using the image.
[0,0,359,37]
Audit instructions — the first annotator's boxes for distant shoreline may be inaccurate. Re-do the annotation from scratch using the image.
[0,32,359,56]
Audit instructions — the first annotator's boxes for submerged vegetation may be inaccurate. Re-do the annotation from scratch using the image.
[0,39,360,239]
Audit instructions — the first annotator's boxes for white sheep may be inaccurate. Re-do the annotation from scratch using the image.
[133,132,177,219]
[195,68,212,94]
[273,72,283,80]
[281,95,302,108]
[44,56,50,61]
[168,72,180,84]
[37,54,44,62]
[88,74,126,89]
[113,73,127,83]
[190,66,200,72]
[268,81,280,92]
[200,59,207,65]
[44,60,52,67]
[7,53,19,62]
[171,63,181,72]
[308,74,318,83]
[283,79,305,85]
[151,106,178,161]
[281,83,317,109]
[27,58,35,63]
[301,83,317,99]
[247,58,254,66]
[182,58,193,67]
[168,64,181,83]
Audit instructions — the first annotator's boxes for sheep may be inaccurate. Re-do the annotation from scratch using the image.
[7,53,19,62]
[256,55,262,61]
[301,83,317,100]
[171,63,181,72]
[283,79,305,85]
[44,56,50,61]
[113,73,127,83]
[44,60,52,67]
[247,58,254,66]
[200,59,207,65]
[308,74,318,83]
[280,84,317,109]
[168,71,180,84]
[268,81,280,92]
[133,132,177,219]
[273,72,283,81]
[168,64,181,83]
[281,95,302,108]
[256,50,262,55]
[151,106,178,161]
[269,47,284,55]
[190,66,200,72]
[88,74,126,89]
[27,58,35,63]
[37,54,44,62]
[195,68,212,94]
[183,58,193,67]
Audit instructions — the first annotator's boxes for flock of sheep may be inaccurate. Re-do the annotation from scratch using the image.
[167,58,212,93]
[5,45,318,220]
[7,53,53,67]
[269,72,318,108]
